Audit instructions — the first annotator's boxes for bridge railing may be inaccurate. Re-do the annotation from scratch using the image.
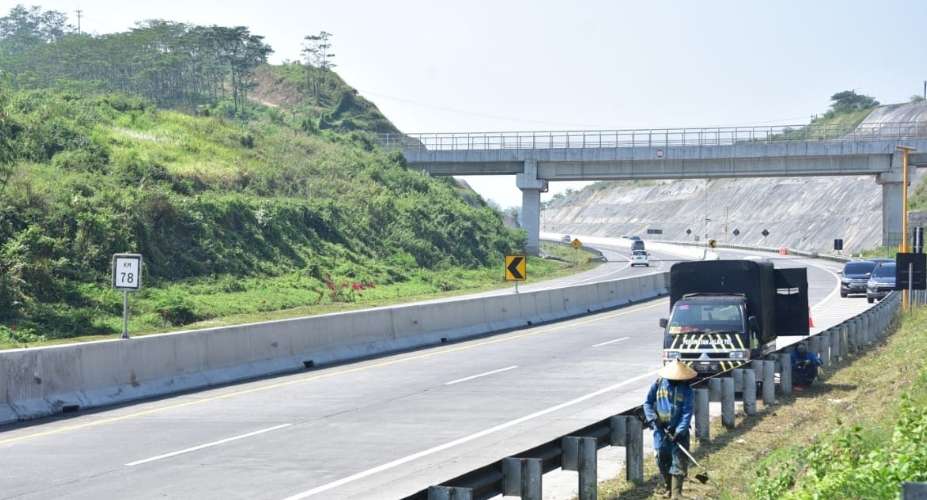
[380,121,927,151]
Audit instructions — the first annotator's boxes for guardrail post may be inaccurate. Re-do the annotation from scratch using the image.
[902,482,927,499]
[840,324,849,358]
[608,416,627,446]
[626,417,644,484]
[502,457,542,500]
[562,436,598,500]
[778,353,792,396]
[694,387,710,441]
[762,360,776,406]
[732,367,745,392]
[848,319,859,353]
[808,336,821,360]
[743,368,757,416]
[708,378,722,402]
[427,485,474,500]
[721,377,735,428]
[831,327,841,363]
[862,314,870,346]
[820,332,832,367]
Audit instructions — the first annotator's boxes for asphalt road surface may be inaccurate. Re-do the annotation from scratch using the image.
[0,243,869,500]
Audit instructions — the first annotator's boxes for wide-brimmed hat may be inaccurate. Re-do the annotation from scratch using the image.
[658,360,698,381]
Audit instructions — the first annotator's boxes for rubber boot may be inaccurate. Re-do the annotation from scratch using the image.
[658,472,672,497]
[671,475,684,499]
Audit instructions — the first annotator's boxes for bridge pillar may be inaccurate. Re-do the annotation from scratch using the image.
[516,159,548,256]
[877,154,908,248]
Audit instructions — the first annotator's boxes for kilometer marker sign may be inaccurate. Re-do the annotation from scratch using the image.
[505,255,526,281]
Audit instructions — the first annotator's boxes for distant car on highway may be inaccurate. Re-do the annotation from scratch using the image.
[840,260,875,298]
[629,235,642,241]
[630,250,649,267]
[867,261,896,303]
[561,234,572,243]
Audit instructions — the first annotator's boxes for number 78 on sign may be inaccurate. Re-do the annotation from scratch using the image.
[112,253,143,290]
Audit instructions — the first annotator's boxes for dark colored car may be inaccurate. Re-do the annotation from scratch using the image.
[867,261,896,303]
[840,260,875,298]
[631,240,645,252]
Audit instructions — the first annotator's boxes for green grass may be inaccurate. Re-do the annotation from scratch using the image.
[0,255,598,349]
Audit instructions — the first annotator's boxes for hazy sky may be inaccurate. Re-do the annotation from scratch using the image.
[16,0,927,207]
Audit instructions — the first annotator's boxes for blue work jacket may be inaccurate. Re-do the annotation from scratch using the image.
[643,377,694,449]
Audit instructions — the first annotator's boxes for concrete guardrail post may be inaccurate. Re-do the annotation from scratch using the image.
[849,319,859,353]
[762,360,776,406]
[721,377,735,429]
[820,331,831,367]
[732,367,745,392]
[841,324,850,358]
[428,485,474,500]
[708,378,722,402]
[502,457,543,500]
[694,387,710,441]
[778,352,792,396]
[863,314,871,345]
[626,416,644,484]
[831,327,841,363]
[743,367,757,416]
[608,416,627,446]
[561,436,597,500]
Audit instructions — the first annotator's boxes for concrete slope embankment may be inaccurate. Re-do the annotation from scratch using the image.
[0,272,668,425]
[542,102,927,253]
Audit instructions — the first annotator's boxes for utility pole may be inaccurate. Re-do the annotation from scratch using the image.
[75,9,83,34]
[923,80,926,100]
[898,145,916,310]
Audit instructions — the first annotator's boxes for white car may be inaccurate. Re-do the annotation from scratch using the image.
[630,251,649,267]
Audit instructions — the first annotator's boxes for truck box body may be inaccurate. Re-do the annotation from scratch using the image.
[664,260,809,374]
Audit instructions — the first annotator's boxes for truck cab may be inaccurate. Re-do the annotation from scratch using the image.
[660,294,755,373]
[659,260,808,376]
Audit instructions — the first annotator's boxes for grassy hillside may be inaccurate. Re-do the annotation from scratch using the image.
[0,86,546,346]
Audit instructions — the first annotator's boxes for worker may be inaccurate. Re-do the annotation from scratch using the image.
[792,342,822,389]
[643,360,697,498]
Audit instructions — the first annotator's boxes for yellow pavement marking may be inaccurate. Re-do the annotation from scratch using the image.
[0,299,667,447]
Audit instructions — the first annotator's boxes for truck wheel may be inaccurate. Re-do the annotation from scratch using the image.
[867,297,874,304]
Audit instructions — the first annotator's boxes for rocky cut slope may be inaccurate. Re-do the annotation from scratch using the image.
[542,102,927,253]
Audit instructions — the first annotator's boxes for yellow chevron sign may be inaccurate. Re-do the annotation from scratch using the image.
[505,255,527,281]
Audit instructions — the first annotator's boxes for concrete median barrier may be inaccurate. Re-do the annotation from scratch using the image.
[0,272,669,424]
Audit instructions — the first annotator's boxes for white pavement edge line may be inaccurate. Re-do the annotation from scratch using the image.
[280,369,661,500]
[592,336,630,348]
[444,365,519,386]
[125,423,292,467]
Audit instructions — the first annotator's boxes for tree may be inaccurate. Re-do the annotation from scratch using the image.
[910,95,925,103]
[829,90,879,114]
[302,31,335,69]
[301,31,336,105]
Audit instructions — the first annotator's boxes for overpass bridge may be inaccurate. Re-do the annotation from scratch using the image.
[382,122,927,254]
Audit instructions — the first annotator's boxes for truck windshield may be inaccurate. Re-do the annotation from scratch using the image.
[668,302,743,334]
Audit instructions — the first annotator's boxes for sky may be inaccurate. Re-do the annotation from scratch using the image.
[12,0,927,207]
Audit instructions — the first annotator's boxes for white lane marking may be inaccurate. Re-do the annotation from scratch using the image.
[280,370,661,500]
[592,336,630,348]
[444,365,518,385]
[125,423,292,466]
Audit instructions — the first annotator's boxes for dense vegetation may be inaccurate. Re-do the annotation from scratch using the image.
[750,308,927,499]
[0,5,532,345]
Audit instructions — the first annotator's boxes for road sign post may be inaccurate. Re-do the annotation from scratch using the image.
[112,253,143,339]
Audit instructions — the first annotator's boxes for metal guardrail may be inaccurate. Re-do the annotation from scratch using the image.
[404,290,902,500]
[380,121,927,152]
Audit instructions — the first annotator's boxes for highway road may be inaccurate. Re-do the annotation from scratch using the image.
[0,243,869,500]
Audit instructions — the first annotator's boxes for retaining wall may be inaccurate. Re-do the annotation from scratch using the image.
[0,272,668,424]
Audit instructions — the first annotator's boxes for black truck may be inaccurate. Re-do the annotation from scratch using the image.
[658,260,809,375]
